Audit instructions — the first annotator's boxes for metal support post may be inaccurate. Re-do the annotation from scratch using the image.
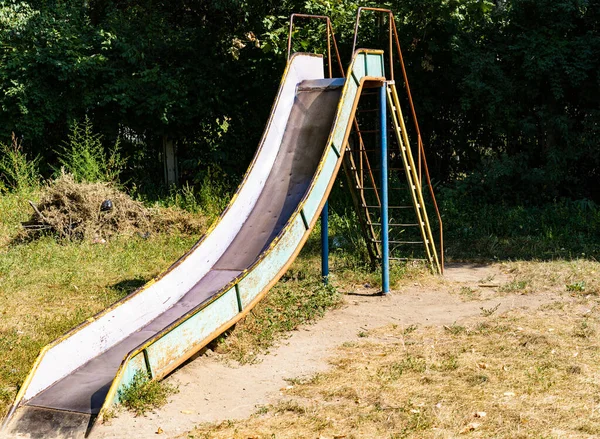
[321,201,329,284]
[380,84,390,295]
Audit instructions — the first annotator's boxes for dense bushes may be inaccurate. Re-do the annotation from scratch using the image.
[0,0,598,220]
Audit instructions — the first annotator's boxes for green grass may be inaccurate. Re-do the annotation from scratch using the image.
[118,370,178,416]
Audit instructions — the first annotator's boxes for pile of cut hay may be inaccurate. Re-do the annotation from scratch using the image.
[21,174,206,241]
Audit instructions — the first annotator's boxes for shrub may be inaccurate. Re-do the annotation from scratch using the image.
[0,133,40,192]
[56,116,126,183]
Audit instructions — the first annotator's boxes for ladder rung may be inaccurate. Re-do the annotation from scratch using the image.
[371,240,424,244]
[362,205,413,209]
[366,167,409,171]
[367,222,420,227]
[389,258,427,261]
[356,186,412,191]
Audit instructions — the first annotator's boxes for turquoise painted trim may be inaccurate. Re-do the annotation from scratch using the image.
[332,78,358,148]
[367,52,382,75]
[113,352,146,404]
[144,288,238,378]
[303,151,338,221]
[238,216,305,308]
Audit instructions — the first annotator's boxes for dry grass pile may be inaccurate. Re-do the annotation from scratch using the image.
[188,293,600,438]
[20,173,206,241]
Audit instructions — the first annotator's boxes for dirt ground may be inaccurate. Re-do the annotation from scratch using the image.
[92,263,563,439]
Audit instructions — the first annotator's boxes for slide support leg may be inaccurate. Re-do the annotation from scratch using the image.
[380,83,390,295]
[321,201,329,284]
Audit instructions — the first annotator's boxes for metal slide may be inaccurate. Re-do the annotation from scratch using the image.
[2,49,385,438]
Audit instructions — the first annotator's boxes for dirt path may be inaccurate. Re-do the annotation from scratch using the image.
[92,263,562,439]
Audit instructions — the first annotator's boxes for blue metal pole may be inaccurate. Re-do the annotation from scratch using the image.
[380,83,390,295]
[321,201,329,284]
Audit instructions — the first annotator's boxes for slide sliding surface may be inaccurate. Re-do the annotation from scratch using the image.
[3,49,385,438]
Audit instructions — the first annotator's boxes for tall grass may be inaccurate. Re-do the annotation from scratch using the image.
[56,116,126,183]
[0,133,40,192]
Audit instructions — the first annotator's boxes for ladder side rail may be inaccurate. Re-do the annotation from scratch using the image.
[389,85,441,273]
[385,87,435,269]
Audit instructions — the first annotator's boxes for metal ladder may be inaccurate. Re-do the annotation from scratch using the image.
[386,82,441,274]
[343,85,442,275]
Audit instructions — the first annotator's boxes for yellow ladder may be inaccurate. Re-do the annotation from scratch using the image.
[386,82,441,274]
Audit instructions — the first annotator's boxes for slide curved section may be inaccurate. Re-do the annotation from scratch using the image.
[2,49,385,436]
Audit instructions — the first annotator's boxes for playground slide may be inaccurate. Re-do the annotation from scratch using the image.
[3,49,385,438]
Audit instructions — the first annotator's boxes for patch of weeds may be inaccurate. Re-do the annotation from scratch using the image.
[443,322,466,335]
[397,406,433,436]
[379,356,427,380]
[577,422,600,435]
[525,363,556,392]
[358,330,369,338]
[285,374,323,387]
[118,370,178,416]
[273,400,307,414]
[466,374,489,386]
[403,324,418,335]
[0,387,13,417]
[540,301,566,311]
[499,280,528,293]
[255,405,269,415]
[459,286,479,300]
[99,406,120,422]
[0,133,40,192]
[520,333,549,347]
[474,322,493,335]
[56,116,126,183]
[479,274,496,284]
[480,303,501,317]
[433,354,459,372]
[573,320,596,338]
[566,281,586,293]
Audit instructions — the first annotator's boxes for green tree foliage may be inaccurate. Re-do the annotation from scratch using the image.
[0,1,111,151]
[0,0,597,203]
